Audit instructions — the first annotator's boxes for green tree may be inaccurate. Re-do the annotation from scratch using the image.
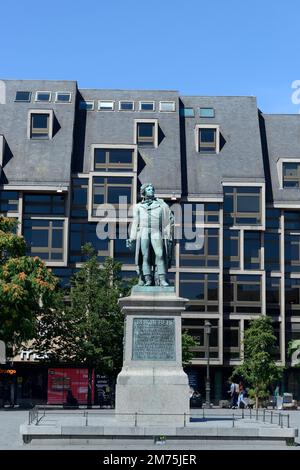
[0,215,59,358]
[182,330,199,367]
[288,339,300,368]
[34,244,131,403]
[231,316,283,408]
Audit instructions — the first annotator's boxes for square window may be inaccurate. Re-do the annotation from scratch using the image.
[283,162,300,188]
[91,176,133,217]
[223,186,262,226]
[55,92,71,103]
[199,107,215,118]
[98,100,114,111]
[94,147,134,171]
[199,128,216,152]
[139,101,155,111]
[180,107,194,117]
[30,113,50,139]
[136,122,156,147]
[119,101,134,111]
[15,91,31,102]
[79,100,94,110]
[23,218,65,262]
[35,91,51,102]
[159,101,175,112]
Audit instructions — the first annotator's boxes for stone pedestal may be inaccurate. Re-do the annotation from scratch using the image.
[115,286,190,426]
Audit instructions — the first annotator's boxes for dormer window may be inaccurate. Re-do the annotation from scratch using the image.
[195,125,220,154]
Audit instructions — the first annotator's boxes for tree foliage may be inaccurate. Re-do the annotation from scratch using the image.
[182,330,199,367]
[231,316,283,407]
[34,245,130,376]
[0,215,59,357]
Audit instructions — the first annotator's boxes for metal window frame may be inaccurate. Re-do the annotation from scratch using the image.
[27,109,53,140]
[139,101,155,112]
[223,183,265,229]
[134,119,158,148]
[23,193,66,216]
[277,158,300,189]
[179,272,219,310]
[223,228,240,269]
[223,274,262,313]
[15,91,31,102]
[118,100,134,111]
[55,92,72,103]
[199,107,215,118]
[23,216,68,266]
[70,178,89,217]
[179,227,219,268]
[159,100,176,112]
[97,100,115,111]
[69,221,110,262]
[91,144,137,172]
[35,91,52,102]
[79,100,95,111]
[195,124,220,154]
[88,172,136,222]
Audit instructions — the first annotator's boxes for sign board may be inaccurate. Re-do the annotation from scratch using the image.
[132,318,175,361]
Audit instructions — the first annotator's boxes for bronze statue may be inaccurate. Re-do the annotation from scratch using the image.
[127,183,174,287]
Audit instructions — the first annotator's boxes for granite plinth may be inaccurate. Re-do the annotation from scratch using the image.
[115,286,190,426]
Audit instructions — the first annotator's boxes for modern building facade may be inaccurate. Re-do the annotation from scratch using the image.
[1,79,300,403]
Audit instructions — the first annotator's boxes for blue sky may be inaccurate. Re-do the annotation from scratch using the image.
[1,0,299,113]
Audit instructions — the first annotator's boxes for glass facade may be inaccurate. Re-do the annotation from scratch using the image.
[4,85,300,398]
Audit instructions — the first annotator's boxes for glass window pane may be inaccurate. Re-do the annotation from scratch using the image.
[94,149,106,164]
[140,102,154,111]
[107,186,131,204]
[159,101,175,112]
[15,91,31,102]
[138,123,153,137]
[199,107,215,118]
[36,92,51,101]
[98,101,114,110]
[32,114,48,129]
[180,107,194,117]
[120,101,134,110]
[200,129,215,143]
[79,100,94,110]
[56,93,71,102]
[109,149,133,164]
[237,195,260,213]
[52,229,63,248]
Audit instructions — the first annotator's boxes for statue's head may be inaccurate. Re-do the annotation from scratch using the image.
[140,183,155,199]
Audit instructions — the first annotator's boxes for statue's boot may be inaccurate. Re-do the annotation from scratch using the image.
[145,275,152,286]
[159,274,169,287]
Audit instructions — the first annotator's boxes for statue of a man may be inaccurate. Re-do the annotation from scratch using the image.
[127,183,174,287]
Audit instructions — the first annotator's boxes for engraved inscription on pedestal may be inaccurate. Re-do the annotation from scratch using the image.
[132,318,175,361]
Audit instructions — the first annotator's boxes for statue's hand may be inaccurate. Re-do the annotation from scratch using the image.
[126,239,135,251]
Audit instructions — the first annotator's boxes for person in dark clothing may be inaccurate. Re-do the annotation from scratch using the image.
[64,389,78,407]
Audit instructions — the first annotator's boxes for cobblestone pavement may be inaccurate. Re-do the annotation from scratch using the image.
[1,408,300,450]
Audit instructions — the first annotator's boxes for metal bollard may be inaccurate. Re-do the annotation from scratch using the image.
[263,409,266,422]
[242,408,244,419]
[184,412,186,427]
[135,412,138,427]
[85,411,88,426]
[232,413,235,427]
[278,413,281,426]
[270,411,273,424]
[287,414,290,428]
[250,407,252,419]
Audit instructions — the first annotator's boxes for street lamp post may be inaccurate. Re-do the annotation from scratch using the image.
[204,320,212,408]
